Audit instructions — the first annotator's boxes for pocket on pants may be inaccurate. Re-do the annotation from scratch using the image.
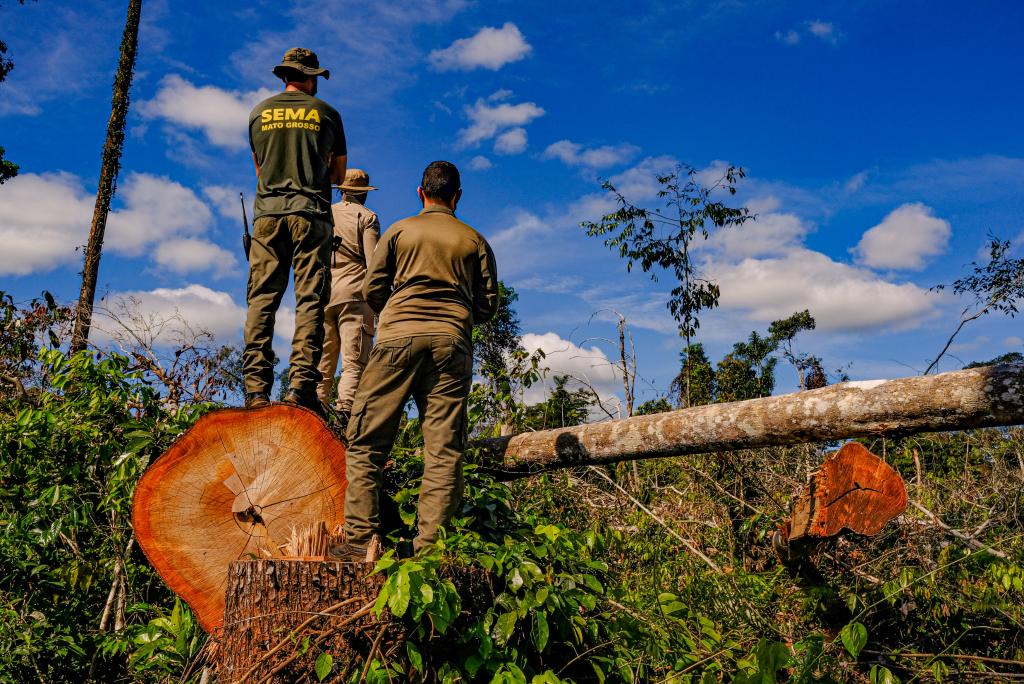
[361,307,376,337]
[374,338,411,369]
[441,336,472,375]
[253,216,277,240]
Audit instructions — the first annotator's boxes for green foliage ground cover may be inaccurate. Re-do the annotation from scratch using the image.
[1,292,1022,683]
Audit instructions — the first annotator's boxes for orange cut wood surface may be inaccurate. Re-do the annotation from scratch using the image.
[132,404,348,633]
[785,442,907,545]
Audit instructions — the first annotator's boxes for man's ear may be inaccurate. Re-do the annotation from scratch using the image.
[417,186,426,206]
[450,188,462,210]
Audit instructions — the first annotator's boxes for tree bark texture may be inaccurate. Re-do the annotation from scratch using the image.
[476,363,1024,479]
[219,560,388,684]
[71,0,142,352]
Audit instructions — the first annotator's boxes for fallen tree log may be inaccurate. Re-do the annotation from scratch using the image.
[132,363,1022,636]
[475,363,1024,478]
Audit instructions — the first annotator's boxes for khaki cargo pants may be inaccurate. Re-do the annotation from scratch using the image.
[242,213,332,396]
[317,300,375,411]
[343,334,472,552]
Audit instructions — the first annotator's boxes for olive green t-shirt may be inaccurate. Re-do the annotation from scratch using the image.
[363,205,499,344]
[248,91,346,219]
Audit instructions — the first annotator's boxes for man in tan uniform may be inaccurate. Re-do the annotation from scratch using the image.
[331,161,499,559]
[317,169,380,426]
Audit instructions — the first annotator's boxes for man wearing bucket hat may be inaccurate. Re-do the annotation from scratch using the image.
[316,169,381,428]
[243,47,347,417]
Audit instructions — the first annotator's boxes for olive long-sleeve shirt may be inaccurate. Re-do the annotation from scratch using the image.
[363,204,499,344]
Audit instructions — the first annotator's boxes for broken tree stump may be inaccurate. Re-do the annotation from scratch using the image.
[132,404,349,632]
[219,559,388,684]
[775,442,908,557]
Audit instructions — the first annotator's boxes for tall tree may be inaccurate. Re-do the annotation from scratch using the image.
[71,0,143,353]
[581,164,751,405]
[768,309,819,390]
[670,342,715,407]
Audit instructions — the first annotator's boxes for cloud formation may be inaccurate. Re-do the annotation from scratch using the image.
[106,173,214,256]
[852,203,951,271]
[494,127,528,155]
[138,75,274,149]
[152,238,238,278]
[520,331,623,411]
[458,94,544,148]
[468,155,493,171]
[542,140,640,169]
[0,172,93,275]
[429,22,531,71]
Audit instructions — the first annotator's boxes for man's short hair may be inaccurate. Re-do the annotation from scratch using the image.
[421,161,461,203]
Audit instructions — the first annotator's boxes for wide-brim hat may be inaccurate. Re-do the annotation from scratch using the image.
[334,168,378,192]
[272,47,330,80]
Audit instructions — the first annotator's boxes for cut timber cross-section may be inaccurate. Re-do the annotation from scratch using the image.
[132,404,348,633]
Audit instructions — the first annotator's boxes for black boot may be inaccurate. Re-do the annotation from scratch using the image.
[244,392,270,408]
[282,389,327,420]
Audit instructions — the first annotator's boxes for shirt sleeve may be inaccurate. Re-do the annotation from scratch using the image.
[472,237,500,324]
[331,109,347,157]
[362,228,393,313]
[362,214,380,270]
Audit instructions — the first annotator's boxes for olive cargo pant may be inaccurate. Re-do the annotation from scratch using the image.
[344,334,472,552]
[317,300,375,411]
[242,213,332,396]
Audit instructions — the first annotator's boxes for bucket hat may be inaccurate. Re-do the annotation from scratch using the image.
[272,47,330,80]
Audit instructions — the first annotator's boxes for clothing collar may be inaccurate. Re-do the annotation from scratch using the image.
[419,204,455,217]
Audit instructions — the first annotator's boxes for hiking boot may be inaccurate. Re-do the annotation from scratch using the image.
[327,540,370,562]
[244,392,270,408]
[282,389,327,420]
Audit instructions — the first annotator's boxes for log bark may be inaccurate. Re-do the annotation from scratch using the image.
[219,559,387,684]
[476,363,1024,479]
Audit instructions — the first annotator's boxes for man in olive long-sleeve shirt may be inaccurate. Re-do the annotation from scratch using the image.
[333,161,499,559]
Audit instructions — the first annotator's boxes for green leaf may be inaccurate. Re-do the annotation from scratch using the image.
[406,641,423,673]
[315,652,333,681]
[388,570,411,617]
[840,621,868,658]
[755,640,791,683]
[870,665,900,684]
[493,610,518,645]
[532,610,549,652]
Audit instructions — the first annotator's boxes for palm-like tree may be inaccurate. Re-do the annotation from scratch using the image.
[71,0,143,352]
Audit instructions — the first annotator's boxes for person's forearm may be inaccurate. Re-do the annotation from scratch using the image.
[330,154,347,185]
[252,152,261,177]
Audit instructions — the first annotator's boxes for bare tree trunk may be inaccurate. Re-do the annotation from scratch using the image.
[71,0,142,353]
[477,363,1024,479]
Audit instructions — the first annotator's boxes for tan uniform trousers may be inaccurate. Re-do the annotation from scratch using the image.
[343,334,472,552]
[242,214,332,395]
[316,300,374,411]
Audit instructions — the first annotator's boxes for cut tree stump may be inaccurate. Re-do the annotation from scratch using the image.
[775,442,907,556]
[132,404,348,633]
[219,559,389,684]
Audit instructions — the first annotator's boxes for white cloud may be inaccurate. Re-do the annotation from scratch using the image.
[515,275,582,294]
[807,20,839,44]
[229,0,471,109]
[607,155,679,199]
[542,140,640,169]
[704,207,812,259]
[774,29,800,45]
[520,332,623,411]
[458,95,544,148]
[152,238,238,277]
[494,127,528,155]
[709,248,940,332]
[106,173,214,256]
[468,155,493,171]
[489,211,547,255]
[203,185,244,219]
[0,172,93,275]
[1005,336,1023,347]
[96,285,246,344]
[429,22,531,71]
[852,203,951,271]
[139,74,274,149]
[844,170,869,193]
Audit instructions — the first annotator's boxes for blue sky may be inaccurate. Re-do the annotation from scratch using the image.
[2,0,1022,409]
